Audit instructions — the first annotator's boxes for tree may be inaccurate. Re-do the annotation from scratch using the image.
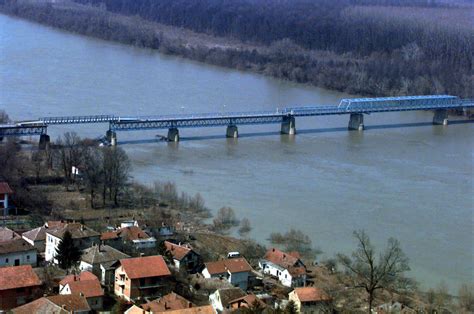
[213,206,239,231]
[285,300,298,314]
[56,132,86,183]
[337,230,412,313]
[238,217,252,236]
[269,228,321,259]
[82,147,104,208]
[458,284,474,313]
[55,231,82,270]
[102,147,131,206]
[0,110,10,124]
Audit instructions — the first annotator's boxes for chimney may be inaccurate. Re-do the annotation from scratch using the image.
[79,292,84,297]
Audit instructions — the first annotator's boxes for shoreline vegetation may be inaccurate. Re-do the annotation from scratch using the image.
[0,0,473,98]
[1,108,473,311]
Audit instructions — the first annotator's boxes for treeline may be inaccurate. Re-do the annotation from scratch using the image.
[1,0,472,97]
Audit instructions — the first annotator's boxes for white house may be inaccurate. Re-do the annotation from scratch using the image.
[22,221,67,253]
[259,248,306,287]
[45,223,100,264]
[288,287,332,313]
[59,271,104,311]
[164,241,201,272]
[0,182,13,216]
[209,288,246,313]
[0,238,37,267]
[202,258,253,290]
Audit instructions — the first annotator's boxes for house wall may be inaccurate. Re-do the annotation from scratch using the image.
[0,286,40,311]
[46,233,100,263]
[22,237,45,253]
[0,250,37,267]
[288,290,302,312]
[131,238,156,249]
[114,265,132,301]
[229,271,249,290]
[209,291,224,312]
[0,193,8,209]
[87,296,103,311]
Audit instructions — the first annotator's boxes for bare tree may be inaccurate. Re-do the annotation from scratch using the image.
[458,283,474,313]
[82,147,103,208]
[238,217,252,236]
[56,132,86,183]
[337,230,412,313]
[213,206,239,231]
[102,147,131,206]
[0,110,10,124]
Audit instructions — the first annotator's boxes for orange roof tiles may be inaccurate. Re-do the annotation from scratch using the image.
[164,241,192,261]
[293,287,331,302]
[101,226,151,241]
[0,265,42,291]
[47,294,92,312]
[59,271,98,286]
[205,258,252,275]
[142,292,193,312]
[65,279,104,298]
[264,248,302,269]
[120,255,171,279]
[0,182,13,194]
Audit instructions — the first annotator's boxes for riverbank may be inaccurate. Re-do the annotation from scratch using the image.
[1,0,473,98]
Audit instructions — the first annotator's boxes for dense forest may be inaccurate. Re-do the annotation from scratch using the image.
[1,0,473,97]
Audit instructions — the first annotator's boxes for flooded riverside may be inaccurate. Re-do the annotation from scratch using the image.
[1,14,473,291]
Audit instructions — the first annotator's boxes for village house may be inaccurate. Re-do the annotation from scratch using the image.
[101,225,157,251]
[164,241,201,273]
[114,255,172,302]
[288,287,332,313]
[209,287,246,313]
[0,265,43,311]
[126,304,215,314]
[79,243,130,288]
[0,181,13,216]
[0,226,21,241]
[259,248,307,287]
[59,271,104,311]
[202,258,253,290]
[0,237,37,267]
[45,223,100,264]
[11,294,91,314]
[228,293,266,310]
[22,220,67,253]
[140,292,194,312]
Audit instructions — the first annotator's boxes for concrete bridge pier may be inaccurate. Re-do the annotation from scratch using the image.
[348,113,364,131]
[433,109,448,125]
[168,128,180,142]
[39,134,50,150]
[226,125,238,138]
[106,130,117,146]
[281,116,296,135]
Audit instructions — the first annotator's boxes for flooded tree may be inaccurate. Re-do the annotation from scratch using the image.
[238,217,252,236]
[337,230,413,313]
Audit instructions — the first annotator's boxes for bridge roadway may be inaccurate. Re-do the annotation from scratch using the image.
[0,95,473,146]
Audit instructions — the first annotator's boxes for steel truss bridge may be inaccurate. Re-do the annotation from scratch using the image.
[1,95,473,144]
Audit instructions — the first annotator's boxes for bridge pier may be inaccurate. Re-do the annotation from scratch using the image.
[433,109,448,125]
[39,134,50,150]
[348,113,364,131]
[281,116,296,135]
[106,130,117,146]
[226,125,238,138]
[168,128,180,142]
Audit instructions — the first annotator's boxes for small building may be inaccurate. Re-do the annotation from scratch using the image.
[45,223,100,264]
[22,221,67,253]
[202,258,253,290]
[126,304,215,314]
[164,241,201,273]
[114,255,172,302]
[228,293,266,310]
[141,292,194,312]
[288,287,332,313]
[59,271,104,310]
[12,294,91,314]
[0,238,37,267]
[209,287,246,313]
[101,226,157,251]
[0,181,13,216]
[0,265,43,311]
[259,248,306,287]
[79,244,130,288]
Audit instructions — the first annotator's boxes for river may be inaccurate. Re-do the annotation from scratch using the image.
[1,14,473,291]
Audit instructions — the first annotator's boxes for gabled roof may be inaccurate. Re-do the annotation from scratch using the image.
[81,244,130,265]
[0,182,13,194]
[48,223,100,240]
[143,292,194,312]
[205,258,252,275]
[263,248,303,269]
[0,265,42,291]
[59,271,97,286]
[120,255,171,279]
[11,297,69,314]
[101,226,152,242]
[0,226,21,242]
[216,288,246,307]
[47,294,92,312]
[293,287,331,303]
[64,279,104,298]
[165,305,215,314]
[0,238,36,255]
[164,241,193,261]
[22,221,68,242]
[228,293,266,308]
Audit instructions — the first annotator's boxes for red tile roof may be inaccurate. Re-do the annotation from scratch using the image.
[0,238,36,254]
[229,293,266,308]
[164,305,215,314]
[101,226,151,241]
[0,182,13,194]
[48,223,100,239]
[164,241,192,261]
[264,248,302,269]
[59,271,98,286]
[143,292,193,312]
[65,279,104,298]
[120,255,171,279]
[0,226,21,242]
[205,258,252,275]
[0,265,42,290]
[47,294,92,312]
[293,287,331,302]
[11,297,68,314]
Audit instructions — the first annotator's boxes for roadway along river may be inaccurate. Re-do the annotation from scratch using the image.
[1,14,472,291]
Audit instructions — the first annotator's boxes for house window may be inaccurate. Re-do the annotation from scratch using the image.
[27,255,30,261]
[5,258,8,263]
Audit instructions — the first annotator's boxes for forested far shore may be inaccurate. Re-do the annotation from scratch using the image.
[0,0,473,98]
